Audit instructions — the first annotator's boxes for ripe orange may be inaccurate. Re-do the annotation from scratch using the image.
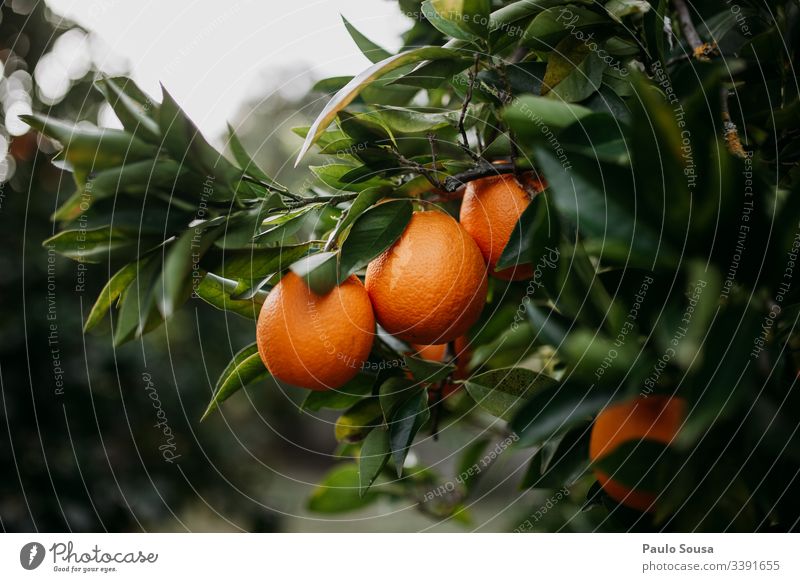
[365,210,487,345]
[589,395,686,512]
[410,335,470,397]
[459,173,545,281]
[256,272,375,391]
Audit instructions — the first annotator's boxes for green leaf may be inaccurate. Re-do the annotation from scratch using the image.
[194,273,267,319]
[520,423,591,489]
[593,438,672,492]
[290,251,339,296]
[543,41,606,102]
[255,204,323,242]
[310,164,393,192]
[112,256,161,345]
[156,227,220,318]
[388,389,430,476]
[159,87,241,191]
[335,397,383,443]
[43,226,148,264]
[338,200,413,281]
[522,5,610,48]
[378,377,419,421]
[296,46,457,163]
[456,437,491,492]
[502,96,593,137]
[423,0,491,41]
[330,186,388,241]
[21,114,158,170]
[302,373,375,412]
[465,367,558,421]
[374,106,454,133]
[342,16,392,63]
[403,354,455,384]
[496,191,559,271]
[84,258,149,332]
[200,342,269,421]
[226,124,278,185]
[511,382,618,448]
[95,77,160,141]
[307,463,380,513]
[217,243,312,287]
[359,427,391,495]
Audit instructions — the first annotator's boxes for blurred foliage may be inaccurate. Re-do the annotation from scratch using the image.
[14,0,800,532]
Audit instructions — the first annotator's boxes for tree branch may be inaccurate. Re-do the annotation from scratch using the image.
[443,162,515,192]
[672,0,702,50]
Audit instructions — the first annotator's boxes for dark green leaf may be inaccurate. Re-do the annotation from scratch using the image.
[200,342,269,420]
[338,200,412,281]
[194,273,267,319]
[290,251,339,295]
[388,389,430,476]
[465,367,558,421]
[342,16,392,63]
[307,464,380,513]
[302,373,375,412]
[511,382,618,448]
[297,46,457,163]
[359,427,391,495]
[335,397,383,443]
[84,257,150,332]
[403,354,455,384]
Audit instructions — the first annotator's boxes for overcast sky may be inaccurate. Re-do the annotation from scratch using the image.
[45,0,407,141]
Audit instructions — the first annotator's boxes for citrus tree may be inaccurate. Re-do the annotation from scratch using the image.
[25,0,800,531]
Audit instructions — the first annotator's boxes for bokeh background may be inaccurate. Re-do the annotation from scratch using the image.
[0,0,582,533]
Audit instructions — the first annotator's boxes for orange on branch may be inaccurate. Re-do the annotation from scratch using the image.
[459,173,545,281]
[256,272,375,391]
[589,395,686,512]
[365,210,487,345]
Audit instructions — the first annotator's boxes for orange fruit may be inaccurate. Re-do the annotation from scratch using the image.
[410,335,471,397]
[365,210,487,345]
[459,173,545,281]
[256,272,375,391]
[589,395,686,512]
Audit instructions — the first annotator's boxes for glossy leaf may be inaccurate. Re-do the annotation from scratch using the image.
[338,200,413,281]
[465,367,558,421]
[359,427,391,495]
[296,46,457,163]
[388,389,430,476]
[200,342,269,421]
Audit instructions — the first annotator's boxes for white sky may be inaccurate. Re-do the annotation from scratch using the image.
[45,0,407,142]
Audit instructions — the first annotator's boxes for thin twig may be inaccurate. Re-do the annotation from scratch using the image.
[457,54,482,162]
[284,192,358,209]
[391,148,446,190]
[443,162,514,192]
[672,0,702,50]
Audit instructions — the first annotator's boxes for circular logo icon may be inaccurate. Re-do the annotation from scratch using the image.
[20,542,46,570]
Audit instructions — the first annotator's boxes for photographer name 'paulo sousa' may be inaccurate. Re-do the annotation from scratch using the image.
[643,544,715,554]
